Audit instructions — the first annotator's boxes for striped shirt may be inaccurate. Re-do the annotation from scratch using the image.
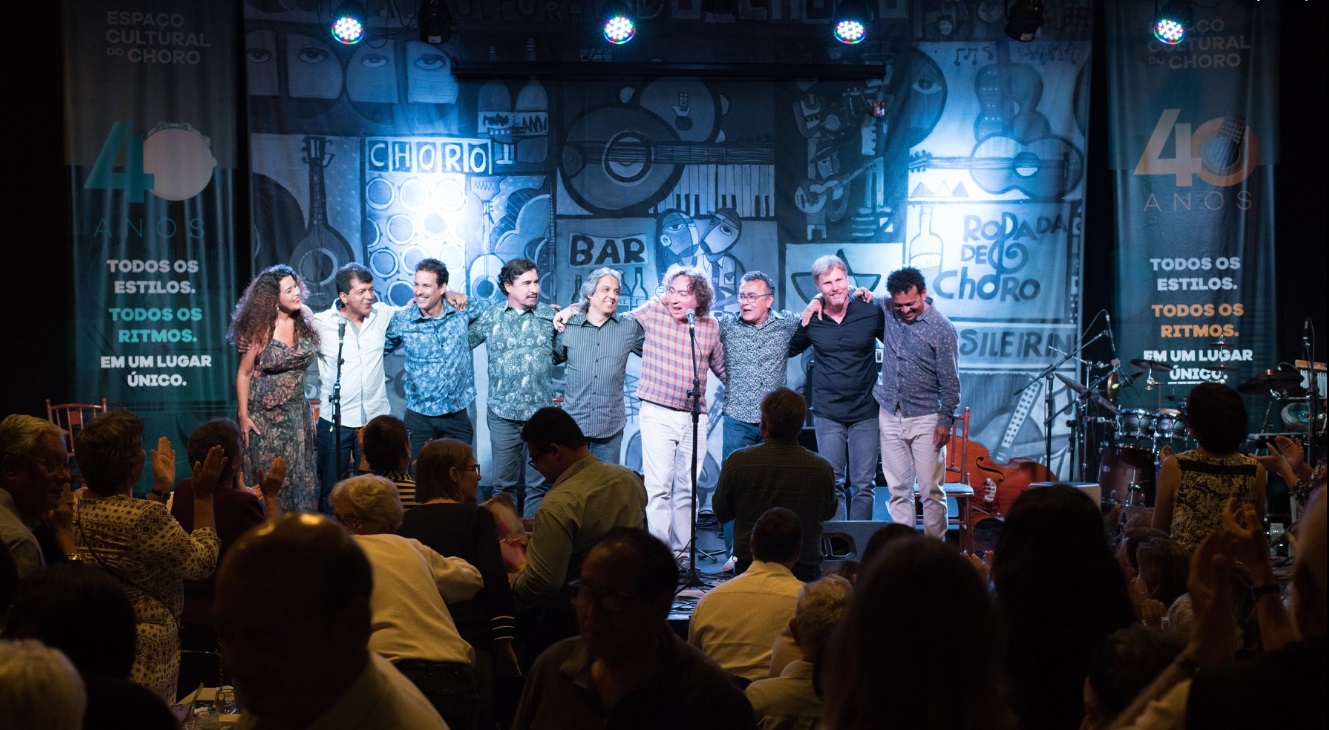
[628,298,727,413]
[716,310,801,424]
[872,299,960,430]
[555,312,645,439]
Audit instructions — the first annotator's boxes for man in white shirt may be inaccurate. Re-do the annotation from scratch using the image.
[312,264,394,515]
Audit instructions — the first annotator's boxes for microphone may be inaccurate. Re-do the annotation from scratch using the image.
[1305,317,1313,349]
[685,309,696,331]
[338,320,347,340]
[1104,313,1134,387]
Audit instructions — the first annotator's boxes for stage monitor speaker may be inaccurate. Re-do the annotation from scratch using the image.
[821,520,890,561]
[1030,481,1101,508]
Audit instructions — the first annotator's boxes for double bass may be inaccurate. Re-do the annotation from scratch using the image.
[965,384,1057,531]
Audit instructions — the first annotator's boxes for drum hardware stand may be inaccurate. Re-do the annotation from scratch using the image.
[1301,317,1321,469]
[1023,330,1107,473]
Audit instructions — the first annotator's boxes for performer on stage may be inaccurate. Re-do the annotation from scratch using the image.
[874,266,960,538]
[310,263,393,515]
[230,264,319,514]
[554,268,644,465]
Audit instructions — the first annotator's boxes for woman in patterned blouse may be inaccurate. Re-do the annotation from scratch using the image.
[71,410,223,702]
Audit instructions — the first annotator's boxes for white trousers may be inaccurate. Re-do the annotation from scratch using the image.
[880,409,948,538]
[639,401,708,554]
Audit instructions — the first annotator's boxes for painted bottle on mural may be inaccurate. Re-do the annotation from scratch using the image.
[514,38,548,163]
[478,45,514,166]
[291,136,356,311]
[908,205,944,289]
[628,268,649,309]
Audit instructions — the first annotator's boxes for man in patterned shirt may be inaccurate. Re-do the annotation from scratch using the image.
[874,266,960,539]
[385,258,486,460]
[469,258,564,518]
[554,268,644,466]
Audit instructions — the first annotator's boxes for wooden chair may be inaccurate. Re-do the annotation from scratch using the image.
[917,406,975,554]
[45,398,108,488]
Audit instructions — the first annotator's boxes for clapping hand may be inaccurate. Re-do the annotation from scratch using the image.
[256,457,287,501]
[151,437,177,492]
[190,445,227,499]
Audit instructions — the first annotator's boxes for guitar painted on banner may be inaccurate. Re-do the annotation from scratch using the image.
[967,378,1057,528]
[793,163,873,215]
[908,135,1085,200]
[560,105,773,215]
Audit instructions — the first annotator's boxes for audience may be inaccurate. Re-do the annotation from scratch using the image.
[330,474,484,729]
[990,485,1135,730]
[1153,382,1266,552]
[823,536,1013,730]
[690,507,806,683]
[0,638,86,730]
[1134,537,1190,612]
[399,437,520,728]
[511,527,757,730]
[1081,625,1186,730]
[360,414,418,508]
[0,414,74,579]
[212,513,447,728]
[745,574,852,730]
[71,410,222,702]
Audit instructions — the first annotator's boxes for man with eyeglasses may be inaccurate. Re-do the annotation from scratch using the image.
[512,527,758,730]
[511,407,646,669]
[0,415,75,579]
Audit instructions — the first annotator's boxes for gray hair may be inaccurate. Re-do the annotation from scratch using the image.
[0,415,64,465]
[793,574,853,655]
[740,270,775,295]
[810,255,847,284]
[579,268,624,309]
[329,474,404,533]
[0,639,87,730]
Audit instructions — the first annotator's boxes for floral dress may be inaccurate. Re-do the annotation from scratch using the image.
[245,336,318,513]
[1170,450,1259,552]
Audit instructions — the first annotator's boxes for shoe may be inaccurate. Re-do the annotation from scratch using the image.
[722,555,737,573]
[676,554,692,574]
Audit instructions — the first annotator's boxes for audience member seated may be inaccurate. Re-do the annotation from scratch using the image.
[712,388,837,581]
[169,417,283,693]
[1153,383,1266,552]
[3,562,176,729]
[690,507,806,684]
[511,528,757,730]
[859,521,919,566]
[823,536,1014,730]
[330,474,484,729]
[398,437,520,729]
[0,638,86,730]
[745,574,851,730]
[511,407,647,669]
[0,414,74,579]
[991,485,1135,730]
[1135,537,1190,614]
[1113,526,1169,581]
[1081,625,1186,730]
[1112,493,1327,728]
[212,513,447,729]
[359,414,417,507]
[71,411,222,702]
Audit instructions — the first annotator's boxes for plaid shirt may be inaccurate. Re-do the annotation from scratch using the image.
[628,298,726,413]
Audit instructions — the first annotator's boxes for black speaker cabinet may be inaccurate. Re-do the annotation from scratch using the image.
[821,520,890,561]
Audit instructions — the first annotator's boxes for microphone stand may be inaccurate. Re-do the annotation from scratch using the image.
[1018,329,1106,472]
[333,320,346,484]
[684,315,706,589]
[1303,318,1320,473]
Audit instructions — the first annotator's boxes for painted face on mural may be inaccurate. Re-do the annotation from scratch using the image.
[665,274,699,323]
[506,268,541,311]
[277,276,303,315]
[658,210,699,257]
[413,268,445,317]
[588,275,620,320]
[738,278,774,326]
[815,266,850,310]
[891,286,929,323]
[700,210,742,255]
[339,277,375,320]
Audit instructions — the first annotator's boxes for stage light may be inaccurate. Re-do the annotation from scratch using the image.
[833,1,872,45]
[1004,0,1044,42]
[330,1,368,45]
[1154,1,1193,45]
[603,3,636,45]
[418,0,451,44]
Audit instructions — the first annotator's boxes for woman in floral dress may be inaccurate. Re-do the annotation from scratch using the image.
[229,264,320,513]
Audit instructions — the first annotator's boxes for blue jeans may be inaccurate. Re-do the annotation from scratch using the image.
[720,415,763,553]
[812,414,881,520]
[488,410,546,518]
[316,418,360,516]
[586,429,625,465]
[405,408,475,465]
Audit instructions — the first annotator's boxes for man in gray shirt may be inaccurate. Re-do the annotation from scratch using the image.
[873,267,960,538]
[554,268,644,465]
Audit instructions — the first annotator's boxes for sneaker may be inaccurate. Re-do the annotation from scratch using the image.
[722,555,737,573]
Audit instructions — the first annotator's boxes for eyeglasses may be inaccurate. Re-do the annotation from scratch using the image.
[28,454,69,472]
[737,293,772,303]
[461,463,480,473]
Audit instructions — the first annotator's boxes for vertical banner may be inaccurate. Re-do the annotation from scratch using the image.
[1105,3,1278,430]
[64,1,239,490]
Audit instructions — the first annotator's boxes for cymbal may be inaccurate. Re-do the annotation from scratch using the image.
[1201,363,1231,371]
[1237,369,1302,395]
[1131,358,1172,372]
[1210,338,1238,348]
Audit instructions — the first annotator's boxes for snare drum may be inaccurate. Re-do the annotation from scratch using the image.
[1097,445,1156,506]
[1153,408,1187,441]
[1115,408,1157,441]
